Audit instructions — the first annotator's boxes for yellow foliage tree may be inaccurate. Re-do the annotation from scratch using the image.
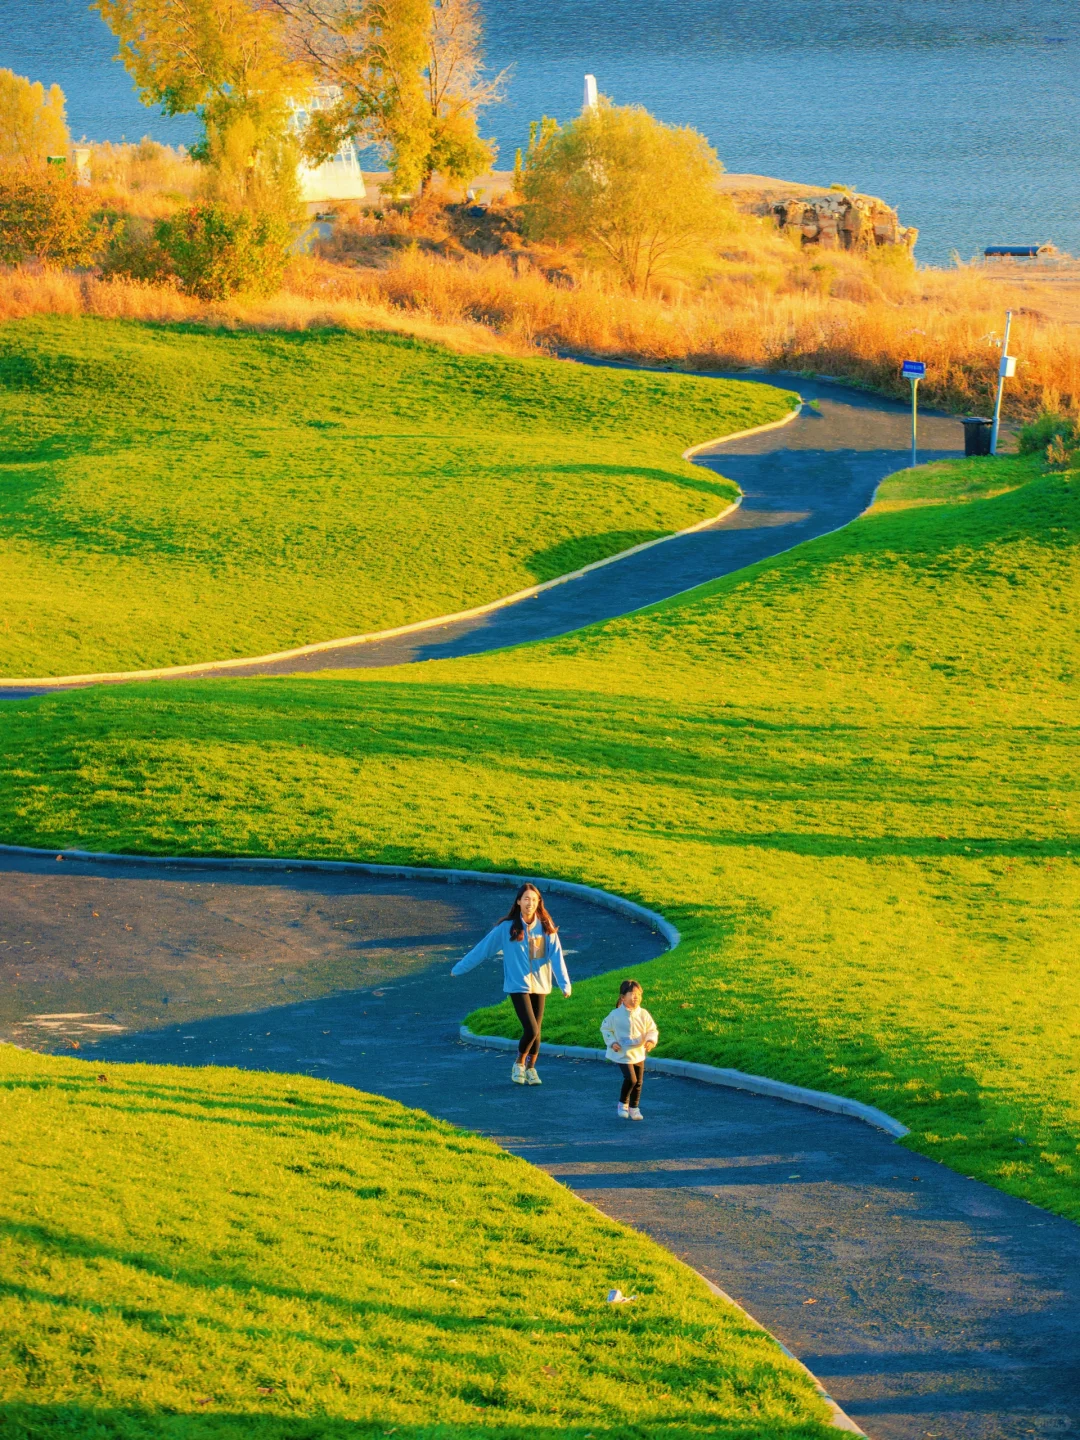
[522,101,725,293]
[269,0,503,192]
[0,69,70,165]
[94,0,308,210]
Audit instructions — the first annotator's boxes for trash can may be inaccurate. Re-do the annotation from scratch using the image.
[962,417,993,457]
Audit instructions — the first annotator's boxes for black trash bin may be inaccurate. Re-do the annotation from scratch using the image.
[962,416,993,457]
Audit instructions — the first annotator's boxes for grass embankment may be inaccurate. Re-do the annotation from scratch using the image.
[0,1047,832,1438]
[0,318,788,677]
[1,451,1077,1218]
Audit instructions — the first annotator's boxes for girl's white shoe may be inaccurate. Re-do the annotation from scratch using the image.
[629,1107,644,1121]
[511,1062,526,1084]
[617,1102,630,1118]
[525,1067,542,1085]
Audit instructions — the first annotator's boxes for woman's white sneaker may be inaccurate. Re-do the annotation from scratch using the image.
[511,1062,527,1084]
[525,1067,542,1085]
[617,1102,630,1118]
[629,1107,644,1121]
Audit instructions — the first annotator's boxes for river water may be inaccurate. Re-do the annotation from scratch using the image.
[5,0,1079,263]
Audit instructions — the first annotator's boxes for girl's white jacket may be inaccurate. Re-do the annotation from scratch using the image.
[452,917,572,995]
[600,1006,659,1064]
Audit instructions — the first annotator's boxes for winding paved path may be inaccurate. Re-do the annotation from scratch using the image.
[1,375,962,695]
[6,378,1071,1436]
[4,851,1079,1440]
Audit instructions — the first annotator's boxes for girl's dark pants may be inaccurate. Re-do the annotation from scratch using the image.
[510,992,546,1065]
[619,1062,644,1108]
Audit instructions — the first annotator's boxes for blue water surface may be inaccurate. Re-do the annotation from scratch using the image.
[5,0,1079,263]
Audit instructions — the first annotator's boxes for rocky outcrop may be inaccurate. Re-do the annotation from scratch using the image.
[715,175,916,252]
[771,190,917,253]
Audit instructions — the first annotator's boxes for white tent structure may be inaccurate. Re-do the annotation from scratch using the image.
[289,87,366,204]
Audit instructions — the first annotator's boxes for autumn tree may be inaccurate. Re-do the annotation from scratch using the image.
[0,164,100,265]
[268,0,504,192]
[521,102,725,293]
[94,0,308,210]
[0,68,70,165]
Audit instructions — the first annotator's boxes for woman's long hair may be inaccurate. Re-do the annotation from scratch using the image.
[503,883,558,941]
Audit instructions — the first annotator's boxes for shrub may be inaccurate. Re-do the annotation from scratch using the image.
[1018,411,1079,456]
[98,213,176,286]
[107,200,296,300]
[0,162,100,265]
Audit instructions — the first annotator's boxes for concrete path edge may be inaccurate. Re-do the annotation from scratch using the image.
[695,1269,868,1435]
[567,1196,867,1435]
[0,840,907,1141]
[458,1028,909,1139]
[3,838,885,1434]
[0,403,801,690]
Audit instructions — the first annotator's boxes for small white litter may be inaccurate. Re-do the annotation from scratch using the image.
[606,1289,636,1304]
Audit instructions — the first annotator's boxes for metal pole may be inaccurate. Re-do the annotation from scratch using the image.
[910,377,919,468]
[990,309,1013,455]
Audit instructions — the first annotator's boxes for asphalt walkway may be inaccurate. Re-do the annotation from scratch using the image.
[4,852,1078,1440]
[0,375,963,692]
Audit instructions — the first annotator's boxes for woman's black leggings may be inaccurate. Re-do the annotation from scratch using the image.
[619,1062,644,1108]
[510,991,546,1064]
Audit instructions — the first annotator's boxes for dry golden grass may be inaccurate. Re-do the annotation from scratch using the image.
[86,138,200,219]
[315,242,1080,417]
[4,197,1079,417]
[0,263,530,358]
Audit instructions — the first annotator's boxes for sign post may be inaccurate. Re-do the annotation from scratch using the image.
[901,360,926,467]
[990,310,1016,456]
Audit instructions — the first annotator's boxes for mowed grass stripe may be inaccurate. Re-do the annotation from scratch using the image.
[0,1046,834,1437]
[0,318,794,675]
[2,453,1075,1219]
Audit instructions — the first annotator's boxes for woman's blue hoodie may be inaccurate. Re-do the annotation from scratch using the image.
[452,917,572,995]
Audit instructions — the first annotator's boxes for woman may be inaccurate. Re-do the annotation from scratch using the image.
[451,882,572,1085]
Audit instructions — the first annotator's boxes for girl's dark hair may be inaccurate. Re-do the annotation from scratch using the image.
[503,882,558,941]
[619,979,642,998]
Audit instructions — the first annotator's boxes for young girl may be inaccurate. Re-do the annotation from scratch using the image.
[600,979,659,1120]
[451,882,572,1085]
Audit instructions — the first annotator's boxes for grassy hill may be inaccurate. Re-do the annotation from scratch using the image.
[0,318,793,678]
[0,450,1077,1222]
[0,1046,832,1438]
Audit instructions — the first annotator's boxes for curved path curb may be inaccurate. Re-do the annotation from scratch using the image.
[1,840,868,1434]
[7,844,1080,1436]
[0,405,802,690]
[459,1028,909,1139]
[696,1270,866,1436]
[0,841,677,937]
[0,841,905,1140]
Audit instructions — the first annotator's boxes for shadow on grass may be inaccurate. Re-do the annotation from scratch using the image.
[525,531,668,584]
[0,1404,835,1439]
[504,460,734,500]
[0,1215,556,1341]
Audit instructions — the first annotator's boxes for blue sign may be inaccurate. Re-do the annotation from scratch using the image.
[902,360,926,378]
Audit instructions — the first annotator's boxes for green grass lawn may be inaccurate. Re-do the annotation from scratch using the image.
[0,318,794,678]
[2,450,1076,1223]
[0,1046,833,1438]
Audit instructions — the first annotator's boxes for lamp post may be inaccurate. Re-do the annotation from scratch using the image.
[990,310,1016,455]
